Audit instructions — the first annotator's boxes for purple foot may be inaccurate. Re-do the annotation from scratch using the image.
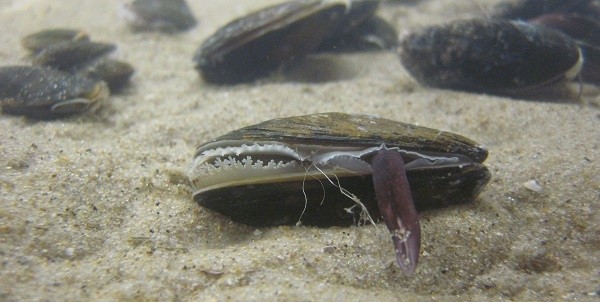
[370,148,421,275]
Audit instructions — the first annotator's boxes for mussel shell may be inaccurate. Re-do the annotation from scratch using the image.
[81,59,135,92]
[193,0,347,84]
[32,41,116,71]
[124,0,197,32]
[398,19,582,93]
[21,28,90,53]
[0,66,108,119]
[192,113,490,227]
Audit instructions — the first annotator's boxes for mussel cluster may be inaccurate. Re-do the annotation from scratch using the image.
[398,0,600,96]
[193,0,396,84]
[22,29,135,93]
[0,29,134,119]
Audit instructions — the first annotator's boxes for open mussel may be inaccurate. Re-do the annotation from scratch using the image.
[0,66,109,119]
[189,112,491,275]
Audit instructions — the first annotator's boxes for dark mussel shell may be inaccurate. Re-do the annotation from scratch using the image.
[21,28,90,54]
[32,41,117,72]
[316,15,398,52]
[193,0,347,84]
[398,19,582,94]
[124,0,197,32]
[0,66,108,119]
[190,112,490,227]
[80,59,135,92]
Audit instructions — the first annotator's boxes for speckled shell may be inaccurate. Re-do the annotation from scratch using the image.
[0,66,109,119]
[398,19,582,93]
[193,0,347,84]
[191,113,490,227]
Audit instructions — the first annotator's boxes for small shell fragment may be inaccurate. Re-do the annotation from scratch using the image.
[524,180,543,192]
[0,66,109,119]
[398,19,583,94]
[123,0,197,32]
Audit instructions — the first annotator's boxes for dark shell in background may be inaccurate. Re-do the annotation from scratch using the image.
[493,0,592,20]
[21,29,90,54]
[315,0,397,52]
[0,66,108,119]
[398,19,582,93]
[32,41,116,71]
[193,0,395,84]
[194,0,347,84]
[316,15,398,52]
[123,0,197,32]
[192,113,490,227]
[79,59,136,92]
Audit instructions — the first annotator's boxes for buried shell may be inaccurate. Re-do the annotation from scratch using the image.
[398,19,583,94]
[0,66,109,119]
[190,112,490,274]
[122,0,197,32]
[193,0,347,84]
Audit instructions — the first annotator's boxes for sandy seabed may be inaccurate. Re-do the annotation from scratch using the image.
[1,0,599,301]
